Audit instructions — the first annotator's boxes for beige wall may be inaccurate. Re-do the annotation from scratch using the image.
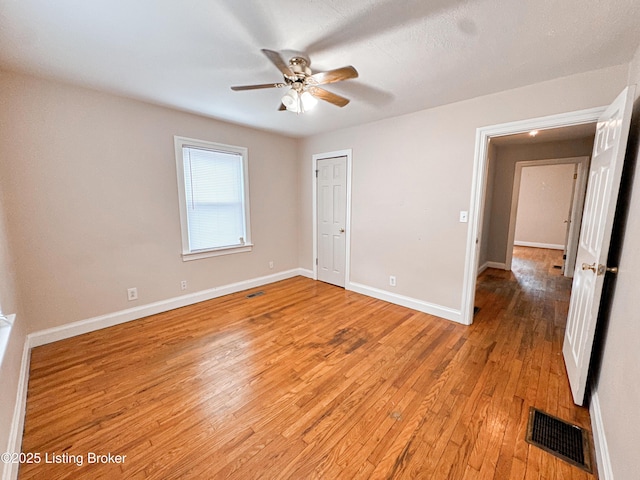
[594,44,640,480]
[0,71,300,333]
[483,137,594,265]
[514,164,575,247]
[300,65,627,313]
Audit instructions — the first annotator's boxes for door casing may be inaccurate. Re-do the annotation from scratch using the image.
[462,107,606,325]
[312,149,353,286]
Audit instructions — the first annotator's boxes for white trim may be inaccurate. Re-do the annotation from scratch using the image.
[3,339,31,480]
[485,261,507,270]
[297,268,314,279]
[311,149,353,285]
[564,159,589,277]
[28,268,308,347]
[590,390,614,480]
[0,313,14,328]
[462,106,606,325]
[347,281,462,324]
[174,136,252,258]
[2,267,311,480]
[513,241,565,250]
[181,244,253,261]
[478,261,507,274]
[0,315,16,366]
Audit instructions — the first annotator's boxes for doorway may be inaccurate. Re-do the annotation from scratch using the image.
[461,107,606,325]
[507,156,590,277]
[312,149,352,288]
[463,87,635,406]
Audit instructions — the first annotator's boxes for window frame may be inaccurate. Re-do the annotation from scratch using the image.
[174,136,252,261]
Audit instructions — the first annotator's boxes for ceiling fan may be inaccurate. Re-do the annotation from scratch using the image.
[231,49,358,113]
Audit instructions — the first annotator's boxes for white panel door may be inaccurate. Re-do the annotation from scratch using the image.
[563,86,635,405]
[317,156,347,287]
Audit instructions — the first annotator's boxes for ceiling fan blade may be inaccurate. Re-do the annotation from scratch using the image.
[261,49,295,78]
[308,87,350,107]
[230,82,287,91]
[309,66,358,85]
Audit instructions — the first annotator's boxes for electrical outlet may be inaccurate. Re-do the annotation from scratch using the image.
[181,280,187,291]
[127,287,138,301]
[389,276,396,287]
[269,261,274,269]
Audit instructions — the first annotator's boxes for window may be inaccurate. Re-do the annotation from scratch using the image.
[174,136,252,260]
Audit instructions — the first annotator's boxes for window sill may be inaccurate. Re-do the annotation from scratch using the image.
[0,314,16,367]
[181,244,254,262]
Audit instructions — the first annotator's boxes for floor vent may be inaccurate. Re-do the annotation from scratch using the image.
[553,265,562,269]
[525,408,592,472]
[246,291,265,298]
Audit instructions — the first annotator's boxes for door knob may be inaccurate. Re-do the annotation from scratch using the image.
[339,228,345,233]
[582,263,618,275]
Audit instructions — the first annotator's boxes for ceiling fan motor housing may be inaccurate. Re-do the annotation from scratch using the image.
[288,57,312,79]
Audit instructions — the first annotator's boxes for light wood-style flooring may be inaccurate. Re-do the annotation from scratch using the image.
[19,247,594,479]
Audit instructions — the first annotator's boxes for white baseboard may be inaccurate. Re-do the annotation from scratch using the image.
[3,340,31,480]
[478,261,508,273]
[10,267,459,480]
[347,281,462,324]
[514,241,564,250]
[590,390,613,480]
[298,268,314,279]
[3,268,311,480]
[484,261,507,270]
[28,268,308,348]
[4,267,461,480]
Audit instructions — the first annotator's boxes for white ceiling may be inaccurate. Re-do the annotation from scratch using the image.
[491,122,597,146]
[1,0,639,138]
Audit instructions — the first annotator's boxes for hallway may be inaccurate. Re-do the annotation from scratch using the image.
[474,246,593,476]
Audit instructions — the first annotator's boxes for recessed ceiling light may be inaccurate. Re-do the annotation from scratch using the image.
[529,130,539,137]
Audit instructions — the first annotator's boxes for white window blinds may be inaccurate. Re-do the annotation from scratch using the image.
[181,145,248,252]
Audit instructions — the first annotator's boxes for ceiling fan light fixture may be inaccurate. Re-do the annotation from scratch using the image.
[281,88,318,113]
[232,49,357,112]
[300,91,318,111]
[282,89,299,111]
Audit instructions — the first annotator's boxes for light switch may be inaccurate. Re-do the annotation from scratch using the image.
[459,211,468,223]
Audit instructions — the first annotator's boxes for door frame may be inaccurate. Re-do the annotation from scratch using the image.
[312,149,353,285]
[505,156,590,274]
[461,107,606,325]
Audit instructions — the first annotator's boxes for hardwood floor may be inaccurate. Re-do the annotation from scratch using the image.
[19,247,595,479]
